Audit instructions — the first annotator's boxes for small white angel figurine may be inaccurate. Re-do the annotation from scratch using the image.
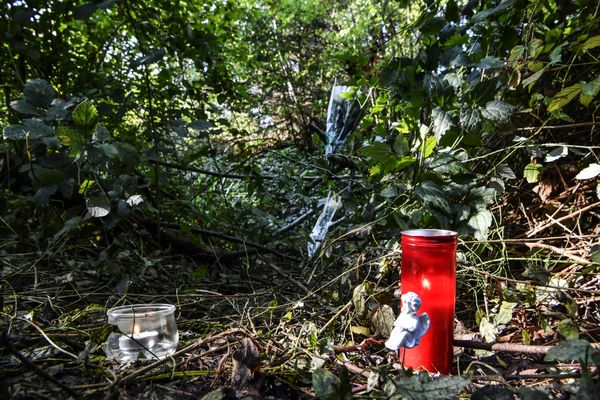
[385,292,430,351]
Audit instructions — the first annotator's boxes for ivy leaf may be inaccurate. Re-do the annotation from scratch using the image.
[557,319,579,340]
[582,35,600,51]
[73,101,99,131]
[495,302,517,325]
[524,163,543,183]
[548,83,583,112]
[468,208,493,240]
[575,163,600,180]
[459,107,482,132]
[416,180,452,215]
[431,107,454,141]
[544,339,598,364]
[384,373,469,400]
[579,75,600,107]
[497,164,516,179]
[312,368,351,400]
[481,100,515,123]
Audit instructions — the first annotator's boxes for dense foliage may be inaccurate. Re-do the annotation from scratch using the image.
[1,0,599,398]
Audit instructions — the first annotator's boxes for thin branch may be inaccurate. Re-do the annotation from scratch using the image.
[526,201,600,237]
[149,159,276,180]
[516,122,600,132]
[157,220,301,262]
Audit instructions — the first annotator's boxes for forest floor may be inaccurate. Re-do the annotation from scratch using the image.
[1,228,598,399]
[1,151,599,400]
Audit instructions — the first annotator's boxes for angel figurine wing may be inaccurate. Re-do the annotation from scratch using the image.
[385,292,430,351]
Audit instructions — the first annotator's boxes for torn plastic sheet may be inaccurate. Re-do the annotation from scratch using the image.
[307,191,341,257]
[324,85,362,156]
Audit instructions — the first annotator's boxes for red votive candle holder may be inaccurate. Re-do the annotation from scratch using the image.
[400,229,457,374]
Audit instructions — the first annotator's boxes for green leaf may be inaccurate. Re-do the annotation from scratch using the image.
[582,35,600,51]
[24,118,53,139]
[579,76,600,107]
[51,216,82,243]
[431,107,454,141]
[575,163,600,180]
[22,78,55,108]
[495,302,517,325]
[98,143,118,158]
[423,136,437,158]
[548,83,583,112]
[2,125,27,140]
[468,209,493,240]
[545,339,598,364]
[557,319,579,340]
[522,68,545,91]
[34,185,58,205]
[36,169,65,186]
[312,368,351,400]
[384,373,469,400]
[73,100,99,131]
[523,163,543,183]
[416,181,452,215]
[481,100,515,123]
[10,99,42,115]
[459,107,482,132]
[79,179,96,195]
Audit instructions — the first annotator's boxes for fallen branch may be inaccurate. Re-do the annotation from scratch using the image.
[526,201,600,237]
[454,339,600,354]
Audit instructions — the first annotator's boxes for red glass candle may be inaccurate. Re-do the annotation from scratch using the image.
[400,229,457,374]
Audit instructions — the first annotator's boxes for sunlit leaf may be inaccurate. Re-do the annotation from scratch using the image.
[481,100,514,123]
[468,209,493,240]
[2,125,27,140]
[575,163,600,180]
[73,100,99,131]
[126,195,144,207]
[579,75,600,107]
[459,107,482,132]
[524,163,543,183]
[86,196,111,218]
[582,35,600,51]
[431,107,454,141]
[548,83,583,112]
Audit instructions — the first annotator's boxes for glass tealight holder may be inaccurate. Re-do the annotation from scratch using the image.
[103,304,179,363]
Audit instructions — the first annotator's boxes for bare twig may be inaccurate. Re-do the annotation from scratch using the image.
[525,242,590,264]
[526,201,600,237]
